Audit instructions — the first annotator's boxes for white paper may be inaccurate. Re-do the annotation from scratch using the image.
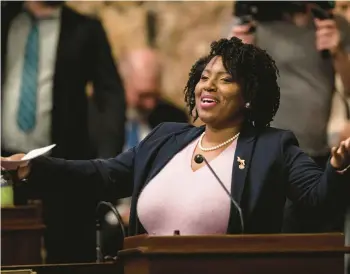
[21,144,56,161]
[2,144,56,164]
[1,144,56,170]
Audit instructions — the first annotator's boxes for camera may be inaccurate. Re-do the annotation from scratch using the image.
[233,1,335,58]
[233,1,335,22]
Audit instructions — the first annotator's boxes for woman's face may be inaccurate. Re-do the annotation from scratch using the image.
[194,56,245,128]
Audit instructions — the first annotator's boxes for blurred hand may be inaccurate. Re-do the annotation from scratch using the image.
[229,24,255,44]
[1,153,30,179]
[1,153,26,170]
[314,18,341,54]
[339,122,350,142]
[330,137,350,170]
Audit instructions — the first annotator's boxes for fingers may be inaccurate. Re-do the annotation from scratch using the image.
[230,25,255,44]
[17,165,31,180]
[339,123,350,142]
[337,138,350,154]
[316,28,336,37]
[344,137,350,151]
[331,138,350,169]
[338,142,346,156]
[233,24,252,34]
[334,140,347,156]
[331,146,338,156]
[314,19,337,29]
[314,21,340,52]
[19,162,29,168]
[0,161,19,171]
[0,154,27,170]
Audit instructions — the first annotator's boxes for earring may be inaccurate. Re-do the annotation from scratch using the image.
[245,102,251,109]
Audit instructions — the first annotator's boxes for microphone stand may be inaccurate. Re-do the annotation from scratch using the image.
[95,201,126,263]
[194,154,245,233]
[95,219,103,263]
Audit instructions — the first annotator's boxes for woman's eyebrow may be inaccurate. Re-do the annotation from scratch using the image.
[203,69,229,75]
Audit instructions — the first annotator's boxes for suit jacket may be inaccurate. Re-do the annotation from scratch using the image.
[29,122,349,236]
[1,3,126,159]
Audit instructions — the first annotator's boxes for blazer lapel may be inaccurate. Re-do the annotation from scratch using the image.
[228,123,258,233]
[145,125,205,185]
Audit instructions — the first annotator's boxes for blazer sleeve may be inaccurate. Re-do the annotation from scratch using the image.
[28,123,166,201]
[28,148,134,201]
[90,20,126,157]
[282,131,349,209]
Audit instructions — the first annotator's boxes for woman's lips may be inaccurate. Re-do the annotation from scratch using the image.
[199,99,218,110]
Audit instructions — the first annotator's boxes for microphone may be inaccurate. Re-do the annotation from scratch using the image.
[95,201,126,263]
[194,154,245,233]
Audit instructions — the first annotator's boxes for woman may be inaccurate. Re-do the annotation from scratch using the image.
[2,37,350,236]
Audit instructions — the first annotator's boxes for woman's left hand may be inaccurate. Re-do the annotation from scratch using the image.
[339,122,350,142]
[330,137,350,171]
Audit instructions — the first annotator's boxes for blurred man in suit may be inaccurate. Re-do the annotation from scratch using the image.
[333,3,350,272]
[1,1,126,263]
[119,48,188,151]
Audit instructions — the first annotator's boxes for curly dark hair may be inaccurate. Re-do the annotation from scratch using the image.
[184,37,280,128]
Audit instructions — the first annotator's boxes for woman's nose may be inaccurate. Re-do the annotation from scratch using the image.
[203,79,216,92]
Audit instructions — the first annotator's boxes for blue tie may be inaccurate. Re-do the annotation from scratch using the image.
[17,18,39,132]
[126,120,140,149]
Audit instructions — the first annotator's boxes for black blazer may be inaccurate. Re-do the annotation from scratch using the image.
[1,3,126,159]
[29,122,349,235]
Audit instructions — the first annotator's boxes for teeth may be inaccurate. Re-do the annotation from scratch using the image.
[202,98,217,103]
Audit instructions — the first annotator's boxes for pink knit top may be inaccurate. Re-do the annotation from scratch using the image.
[137,137,237,236]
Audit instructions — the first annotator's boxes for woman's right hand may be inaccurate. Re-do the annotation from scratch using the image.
[1,153,31,179]
[229,24,255,45]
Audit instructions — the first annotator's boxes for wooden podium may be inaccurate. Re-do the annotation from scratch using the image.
[1,262,121,274]
[118,233,350,274]
[1,204,45,265]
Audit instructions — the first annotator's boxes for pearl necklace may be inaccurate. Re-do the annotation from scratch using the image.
[198,132,240,152]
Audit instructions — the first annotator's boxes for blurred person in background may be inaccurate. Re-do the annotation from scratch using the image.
[230,1,350,170]
[101,48,188,257]
[1,1,126,263]
[120,49,188,152]
[229,1,350,232]
[331,1,350,144]
[332,5,350,271]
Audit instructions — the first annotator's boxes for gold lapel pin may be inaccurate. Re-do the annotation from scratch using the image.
[237,156,245,170]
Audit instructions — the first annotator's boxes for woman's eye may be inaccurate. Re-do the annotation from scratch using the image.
[200,75,208,81]
[222,78,233,83]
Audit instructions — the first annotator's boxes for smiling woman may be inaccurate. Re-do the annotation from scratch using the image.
[2,37,350,238]
[184,38,280,130]
[195,56,244,128]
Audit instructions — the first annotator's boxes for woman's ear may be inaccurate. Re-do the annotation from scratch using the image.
[191,108,199,120]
